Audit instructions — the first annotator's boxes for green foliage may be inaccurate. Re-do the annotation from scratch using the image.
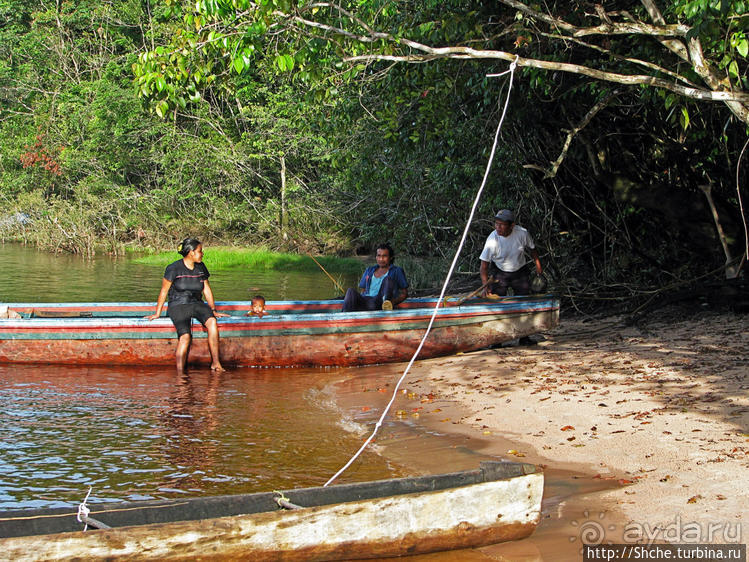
[2,0,748,308]
[134,246,364,274]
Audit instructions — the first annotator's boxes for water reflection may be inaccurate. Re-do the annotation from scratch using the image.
[0,242,356,302]
[159,371,222,492]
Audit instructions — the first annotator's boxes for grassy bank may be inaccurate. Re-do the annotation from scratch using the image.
[133,246,366,275]
[133,246,464,295]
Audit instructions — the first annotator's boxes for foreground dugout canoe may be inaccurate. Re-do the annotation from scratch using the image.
[0,295,559,367]
[0,461,543,561]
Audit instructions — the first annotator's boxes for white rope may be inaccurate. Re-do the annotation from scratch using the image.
[324,59,520,487]
[736,137,748,271]
[77,486,93,531]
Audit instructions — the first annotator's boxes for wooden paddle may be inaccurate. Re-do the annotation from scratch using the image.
[308,255,347,295]
[453,276,496,306]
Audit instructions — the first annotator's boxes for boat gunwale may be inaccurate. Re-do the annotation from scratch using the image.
[0,461,541,539]
[0,296,560,328]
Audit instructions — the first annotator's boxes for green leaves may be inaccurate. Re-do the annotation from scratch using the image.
[155,100,170,118]
[730,31,748,58]
[274,54,295,72]
[679,106,690,130]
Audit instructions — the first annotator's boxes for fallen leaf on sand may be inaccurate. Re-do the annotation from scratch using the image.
[561,425,575,431]
[687,495,703,504]
[507,449,526,457]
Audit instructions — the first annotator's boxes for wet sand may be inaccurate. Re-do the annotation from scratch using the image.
[330,307,748,559]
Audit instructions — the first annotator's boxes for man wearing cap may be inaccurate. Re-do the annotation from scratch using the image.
[479,209,543,297]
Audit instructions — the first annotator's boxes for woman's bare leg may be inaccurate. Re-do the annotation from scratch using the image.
[205,317,225,371]
[175,333,192,373]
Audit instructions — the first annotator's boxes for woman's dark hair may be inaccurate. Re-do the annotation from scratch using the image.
[178,237,202,257]
[377,243,395,264]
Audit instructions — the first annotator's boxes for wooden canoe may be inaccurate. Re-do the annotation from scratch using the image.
[0,295,559,367]
[0,461,543,561]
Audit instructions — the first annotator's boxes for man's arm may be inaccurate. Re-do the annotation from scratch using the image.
[392,266,409,306]
[530,248,543,275]
[393,287,408,306]
[480,260,492,297]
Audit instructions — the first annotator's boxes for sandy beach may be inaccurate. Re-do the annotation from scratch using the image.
[334,306,748,559]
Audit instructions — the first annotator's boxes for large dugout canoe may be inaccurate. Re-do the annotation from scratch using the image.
[0,295,559,367]
[0,461,543,561]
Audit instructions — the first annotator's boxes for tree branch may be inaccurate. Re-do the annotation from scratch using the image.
[497,0,689,38]
[342,49,749,104]
[639,0,689,61]
[532,90,621,179]
[533,30,699,88]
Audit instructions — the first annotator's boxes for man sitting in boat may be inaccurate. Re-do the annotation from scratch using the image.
[342,243,409,312]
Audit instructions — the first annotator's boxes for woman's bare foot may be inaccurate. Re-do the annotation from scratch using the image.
[210,363,225,372]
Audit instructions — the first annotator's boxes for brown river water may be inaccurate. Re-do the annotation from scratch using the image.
[0,243,618,560]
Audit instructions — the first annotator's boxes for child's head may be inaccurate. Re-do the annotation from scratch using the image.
[251,295,266,315]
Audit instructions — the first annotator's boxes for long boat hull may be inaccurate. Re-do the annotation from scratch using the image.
[0,461,543,560]
[0,296,559,367]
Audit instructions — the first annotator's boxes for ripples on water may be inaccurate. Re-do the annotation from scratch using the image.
[0,365,402,509]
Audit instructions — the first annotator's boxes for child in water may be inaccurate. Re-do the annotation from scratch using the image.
[246,295,266,318]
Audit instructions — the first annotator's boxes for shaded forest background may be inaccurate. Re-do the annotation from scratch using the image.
[0,0,747,310]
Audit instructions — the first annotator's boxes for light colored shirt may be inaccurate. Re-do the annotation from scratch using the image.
[366,271,387,296]
[479,226,535,272]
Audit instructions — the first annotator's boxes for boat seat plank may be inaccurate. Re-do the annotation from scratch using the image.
[31,310,93,318]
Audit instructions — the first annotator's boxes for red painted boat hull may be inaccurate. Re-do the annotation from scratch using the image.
[0,297,559,367]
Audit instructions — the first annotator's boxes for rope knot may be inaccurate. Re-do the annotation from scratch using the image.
[77,486,93,530]
[509,55,519,72]
[76,502,90,522]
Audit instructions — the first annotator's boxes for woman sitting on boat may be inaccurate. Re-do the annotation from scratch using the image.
[146,237,227,372]
[342,243,409,312]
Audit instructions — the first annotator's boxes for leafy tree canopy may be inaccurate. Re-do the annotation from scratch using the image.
[134,1,749,125]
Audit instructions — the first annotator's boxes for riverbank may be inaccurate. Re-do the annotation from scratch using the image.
[333,306,748,558]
